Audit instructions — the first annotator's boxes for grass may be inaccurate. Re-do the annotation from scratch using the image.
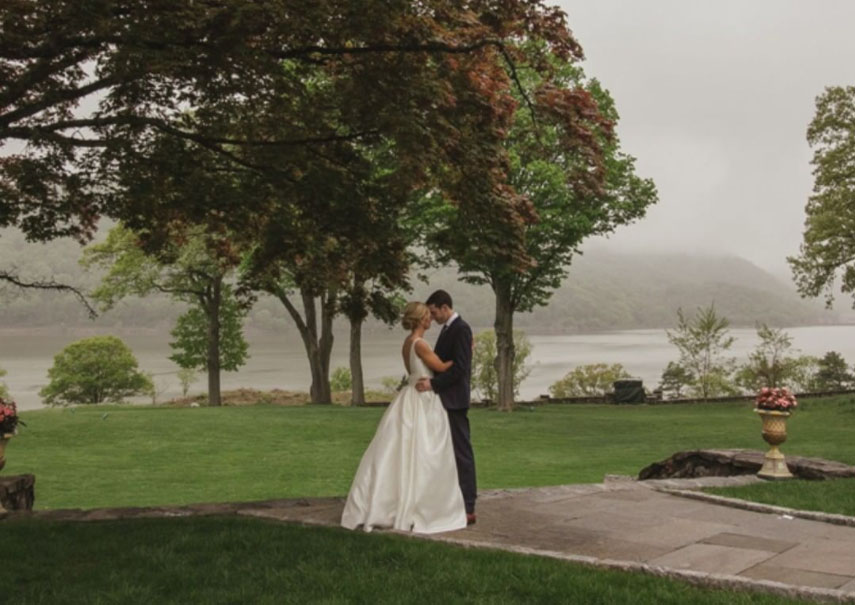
[5,395,855,510]
[6,396,852,604]
[5,516,811,605]
[706,478,855,517]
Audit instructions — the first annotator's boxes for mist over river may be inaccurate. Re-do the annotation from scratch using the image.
[4,324,855,411]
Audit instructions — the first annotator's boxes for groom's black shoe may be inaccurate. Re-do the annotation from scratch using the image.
[466,513,477,526]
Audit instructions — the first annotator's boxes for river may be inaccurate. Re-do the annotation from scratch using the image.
[3,324,855,410]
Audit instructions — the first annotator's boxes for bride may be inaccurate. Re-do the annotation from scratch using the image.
[341,301,467,534]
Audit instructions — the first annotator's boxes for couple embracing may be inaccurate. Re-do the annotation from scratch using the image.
[341,290,477,533]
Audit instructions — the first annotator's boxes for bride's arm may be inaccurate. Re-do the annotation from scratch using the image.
[415,340,453,373]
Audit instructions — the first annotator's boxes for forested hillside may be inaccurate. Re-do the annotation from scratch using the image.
[0,228,845,332]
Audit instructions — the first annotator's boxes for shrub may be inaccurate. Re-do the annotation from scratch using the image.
[40,335,153,405]
[177,367,198,397]
[735,324,816,392]
[549,363,631,398]
[330,367,352,392]
[812,351,855,391]
[472,330,532,402]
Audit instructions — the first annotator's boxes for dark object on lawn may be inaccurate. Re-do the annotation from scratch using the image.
[613,380,645,404]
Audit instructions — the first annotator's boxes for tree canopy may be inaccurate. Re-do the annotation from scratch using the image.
[2,0,581,261]
[789,85,855,308]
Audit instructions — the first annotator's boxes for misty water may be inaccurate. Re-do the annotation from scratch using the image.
[4,324,855,411]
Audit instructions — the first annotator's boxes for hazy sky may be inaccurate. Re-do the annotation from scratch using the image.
[558,0,855,275]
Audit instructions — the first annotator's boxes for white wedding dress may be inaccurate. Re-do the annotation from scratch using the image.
[341,338,467,534]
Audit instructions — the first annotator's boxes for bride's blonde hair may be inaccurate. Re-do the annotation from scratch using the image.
[401,301,430,330]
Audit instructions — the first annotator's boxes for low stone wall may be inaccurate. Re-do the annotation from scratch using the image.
[638,449,855,481]
[0,473,35,512]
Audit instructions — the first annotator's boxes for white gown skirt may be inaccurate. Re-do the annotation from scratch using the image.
[341,385,467,534]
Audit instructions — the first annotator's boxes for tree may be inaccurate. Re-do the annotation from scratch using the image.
[0,366,8,399]
[82,225,247,406]
[471,330,532,404]
[666,305,738,400]
[789,86,855,308]
[657,362,694,400]
[40,335,152,405]
[812,351,855,391]
[2,0,580,264]
[550,363,631,398]
[169,288,249,380]
[734,324,818,393]
[426,52,657,411]
[177,367,198,398]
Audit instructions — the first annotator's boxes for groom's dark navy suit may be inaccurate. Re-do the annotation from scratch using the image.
[430,314,477,514]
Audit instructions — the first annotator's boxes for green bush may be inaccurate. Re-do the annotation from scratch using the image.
[330,367,352,392]
[549,363,631,398]
[0,365,8,399]
[472,330,532,402]
[40,335,153,405]
[811,351,855,391]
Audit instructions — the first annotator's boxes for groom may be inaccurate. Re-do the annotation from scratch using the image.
[416,289,477,525]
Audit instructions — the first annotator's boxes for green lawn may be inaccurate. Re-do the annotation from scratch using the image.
[5,516,810,605]
[6,397,851,604]
[707,478,855,516]
[4,395,855,511]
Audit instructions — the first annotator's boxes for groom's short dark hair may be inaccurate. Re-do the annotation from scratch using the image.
[426,289,453,309]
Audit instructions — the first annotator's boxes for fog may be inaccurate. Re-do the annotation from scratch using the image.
[559,0,855,276]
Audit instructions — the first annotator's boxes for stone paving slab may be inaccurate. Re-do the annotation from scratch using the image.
[741,565,854,590]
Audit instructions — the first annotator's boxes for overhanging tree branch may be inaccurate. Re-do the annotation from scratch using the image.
[0,270,97,319]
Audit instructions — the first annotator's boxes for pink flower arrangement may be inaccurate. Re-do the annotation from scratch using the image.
[754,387,797,412]
[0,397,22,435]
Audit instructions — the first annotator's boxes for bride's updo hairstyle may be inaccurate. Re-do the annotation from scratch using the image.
[401,301,429,330]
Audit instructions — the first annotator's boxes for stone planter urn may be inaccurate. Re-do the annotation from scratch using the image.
[755,409,793,480]
[0,433,11,472]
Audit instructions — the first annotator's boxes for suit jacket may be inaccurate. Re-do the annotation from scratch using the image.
[430,315,473,410]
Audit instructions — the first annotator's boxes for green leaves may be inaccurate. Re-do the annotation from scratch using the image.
[665,305,738,400]
[549,363,631,398]
[169,286,249,373]
[789,86,855,308]
[39,336,153,405]
[471,330,532,402]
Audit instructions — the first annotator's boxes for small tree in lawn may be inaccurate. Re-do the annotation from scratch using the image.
[735,324,817,393]
[666,305,738,400]
[550,363,631,398]
[471,330,532,403]
[177,367,198,398]
[83,224,247,406]
[812,351,855,391]
[40,336,153,405]
[169,287,249,400]
[658,361,693,399]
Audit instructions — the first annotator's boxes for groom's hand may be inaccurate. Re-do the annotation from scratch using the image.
[415,378,432,392]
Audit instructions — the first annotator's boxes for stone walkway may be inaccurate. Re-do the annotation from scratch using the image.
[12,476,855,603]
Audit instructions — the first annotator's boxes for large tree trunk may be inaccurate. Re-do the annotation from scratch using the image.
[275,285,334,404]
[318,288,335,402]
[493,278,516,412]
[206,277,222,406]
[349,315,365,406]
[301,290,333,404]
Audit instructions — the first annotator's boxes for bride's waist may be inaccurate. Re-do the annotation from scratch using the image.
[407,374,433,385]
